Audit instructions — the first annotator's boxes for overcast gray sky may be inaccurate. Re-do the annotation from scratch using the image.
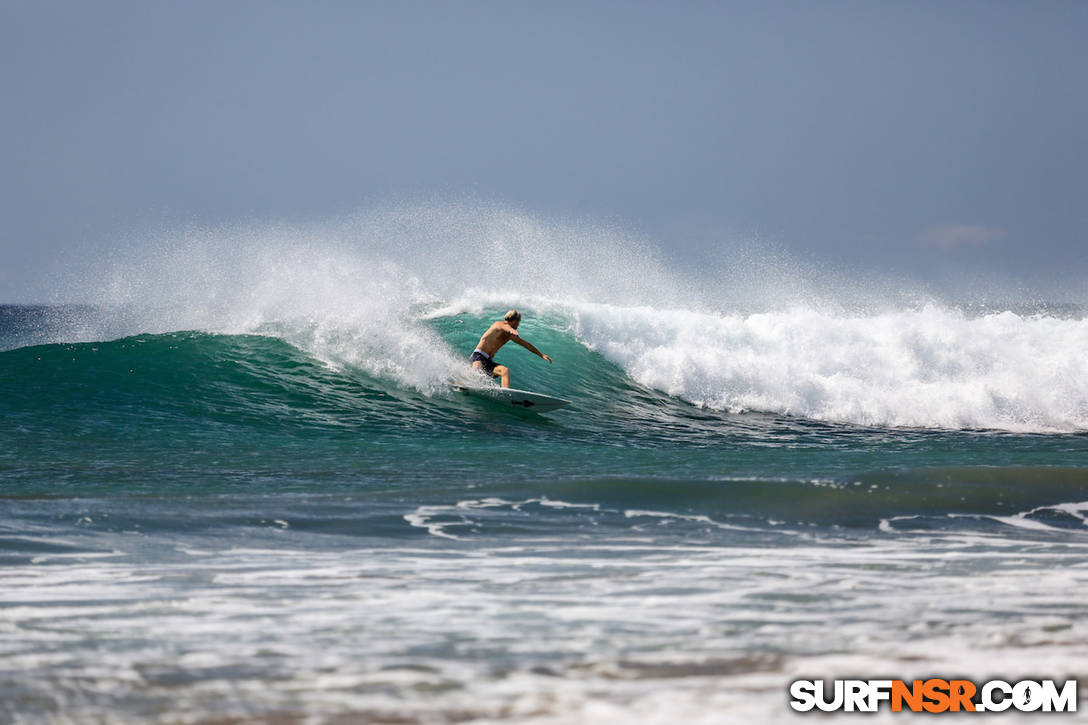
[2,0,1086,302]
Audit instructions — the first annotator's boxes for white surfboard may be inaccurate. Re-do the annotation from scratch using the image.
[451,384,571,413]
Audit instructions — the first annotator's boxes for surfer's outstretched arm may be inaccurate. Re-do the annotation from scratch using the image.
[512,336,552,363]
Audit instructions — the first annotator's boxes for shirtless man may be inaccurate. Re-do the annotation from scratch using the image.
[469,309,552,388]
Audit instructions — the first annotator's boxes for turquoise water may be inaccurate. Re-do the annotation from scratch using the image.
[3,221,1088,722]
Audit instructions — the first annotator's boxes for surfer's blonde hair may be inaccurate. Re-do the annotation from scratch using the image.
[504,309,521,322]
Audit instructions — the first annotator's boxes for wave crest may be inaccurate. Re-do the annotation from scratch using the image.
[35,202,1088,432]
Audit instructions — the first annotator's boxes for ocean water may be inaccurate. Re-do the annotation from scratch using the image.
[3,208,1088,723]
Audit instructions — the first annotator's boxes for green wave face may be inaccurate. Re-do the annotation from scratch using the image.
[3,316,1087,529]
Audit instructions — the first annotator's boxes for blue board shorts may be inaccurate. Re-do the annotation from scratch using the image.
[470,349,499,378]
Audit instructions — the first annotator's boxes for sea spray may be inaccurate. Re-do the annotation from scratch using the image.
[37,201,1088,432]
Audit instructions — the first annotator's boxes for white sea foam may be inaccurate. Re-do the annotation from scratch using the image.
[564,301,1088,432]
[4,526,1088,724]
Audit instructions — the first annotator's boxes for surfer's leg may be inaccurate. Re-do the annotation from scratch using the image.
[494,365,510,388]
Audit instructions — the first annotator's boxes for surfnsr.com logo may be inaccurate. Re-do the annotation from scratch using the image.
[789,679,1077,713]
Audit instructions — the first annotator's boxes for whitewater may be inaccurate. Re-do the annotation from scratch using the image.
[2,203,1087,723]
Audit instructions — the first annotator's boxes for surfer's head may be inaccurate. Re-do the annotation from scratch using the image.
[504,309,521,328]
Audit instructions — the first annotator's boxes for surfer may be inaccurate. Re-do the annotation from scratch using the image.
[470,309,552,388]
